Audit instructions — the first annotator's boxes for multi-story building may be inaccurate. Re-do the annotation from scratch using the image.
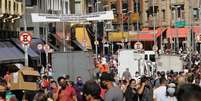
[0,0,23,40]
[142,0,201,50]
[0,0,42,67]
[88,0,141,32]
[142,0,200,28]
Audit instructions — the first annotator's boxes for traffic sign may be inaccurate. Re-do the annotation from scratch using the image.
[94,41,99,45]
[152,45,158,51]
[19,32,32,45]
[37,44,43,50]
[43,44,50,52]
[134,42,143,50]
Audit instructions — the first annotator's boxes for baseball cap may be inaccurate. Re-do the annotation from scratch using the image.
[100,72,115,82]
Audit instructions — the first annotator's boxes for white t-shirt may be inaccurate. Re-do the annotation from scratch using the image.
[153,86,167,101]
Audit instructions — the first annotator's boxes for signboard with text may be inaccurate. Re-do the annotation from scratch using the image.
[31,11,114,22]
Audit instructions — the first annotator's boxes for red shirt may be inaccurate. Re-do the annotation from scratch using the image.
[58,86,76,101]
[100,88,106,98]
[41,80,49,88]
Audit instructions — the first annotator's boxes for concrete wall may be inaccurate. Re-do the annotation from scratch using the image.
[52,51,95,82]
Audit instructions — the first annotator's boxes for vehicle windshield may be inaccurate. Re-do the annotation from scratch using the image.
[150,54,156,62]
[145,55,148,60]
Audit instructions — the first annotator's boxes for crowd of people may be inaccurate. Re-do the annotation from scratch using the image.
[0,54,201,101]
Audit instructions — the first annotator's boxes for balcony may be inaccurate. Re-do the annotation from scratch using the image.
[148,0,159,7]
[171,0,184,5]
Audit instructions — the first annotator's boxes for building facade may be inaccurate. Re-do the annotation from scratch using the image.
[0,0,23,40]
[142,0,200,28]
[141,0,201,51]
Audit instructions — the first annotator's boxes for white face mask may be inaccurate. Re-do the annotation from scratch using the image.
[167,87,175,95]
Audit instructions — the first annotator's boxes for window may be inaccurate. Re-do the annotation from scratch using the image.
[162,10,165,22]
[150,54,155,62]
[0,0,1,9]
[23,75,38,82]
[16,3,18,12]
[8,1,11,11]
[75,1,81,14]
[14,2,15,11]
[193,8,199,21]
[145,55,148,60]
[26,0,37,7]
[5,0,7,10]
[65,1,68,14]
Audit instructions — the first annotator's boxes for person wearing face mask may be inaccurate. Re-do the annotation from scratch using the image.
[56,76,77,101]
[75,76,84,101]
[100,72,123,101]
[165,83,177,101]
[124,79,139,101]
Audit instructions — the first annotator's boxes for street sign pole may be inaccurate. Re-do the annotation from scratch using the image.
[40,51,42,65]
[152,0,157,47]
[43,44,50,69]
[19,32,32,67]
[23,0,27,32]
[199,1,201,54]
[37,44,43,65]
[95,0,100,61]
[24,45,29,66]
[46,52,48,69]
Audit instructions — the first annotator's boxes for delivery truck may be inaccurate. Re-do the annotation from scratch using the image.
[117,49,156,78]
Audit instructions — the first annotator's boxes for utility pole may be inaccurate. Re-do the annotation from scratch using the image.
[188,0,192,69]
[173,6,180,53]
[188,0,193,51]
[152,0,157,47]
[199,0,201,54]
[176,7,180,53]
[23,0,29,67]
[45,0,49,69]
[159,0,163,53]
[136,0,140,42]
[95,0,100,60]
[62,0,66,52]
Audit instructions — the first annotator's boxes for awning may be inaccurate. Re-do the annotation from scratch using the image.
[108,28,164,42]
[166,26,200,38]
[0,41,24,64]
[108,32,129,42]
[11,39,39,60]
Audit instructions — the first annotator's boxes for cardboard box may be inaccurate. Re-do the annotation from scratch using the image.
[0,85,5,92]
[10,67,40,91]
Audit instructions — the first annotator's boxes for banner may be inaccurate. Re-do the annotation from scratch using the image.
[31,11,114,22]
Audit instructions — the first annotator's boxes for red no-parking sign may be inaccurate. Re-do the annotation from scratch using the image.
[19,32,32,45]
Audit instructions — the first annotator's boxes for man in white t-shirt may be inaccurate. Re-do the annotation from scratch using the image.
[153,77,167,101]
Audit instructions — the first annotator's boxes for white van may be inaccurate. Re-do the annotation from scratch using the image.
[144,51,156,63]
